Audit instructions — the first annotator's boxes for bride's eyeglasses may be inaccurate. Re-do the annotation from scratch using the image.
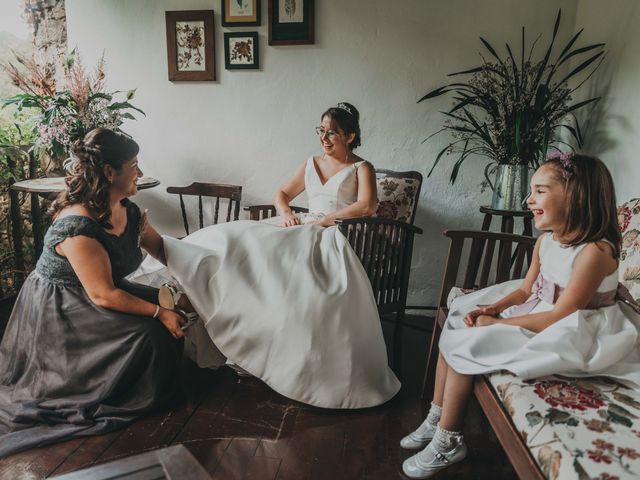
[315,127,340,140]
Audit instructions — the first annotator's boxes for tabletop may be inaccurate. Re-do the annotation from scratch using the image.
[11,176,160,194]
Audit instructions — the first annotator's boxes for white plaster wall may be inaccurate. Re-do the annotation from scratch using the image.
[65,0,579,306]
[574,0,640,203]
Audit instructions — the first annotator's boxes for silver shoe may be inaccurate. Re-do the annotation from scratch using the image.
[400,419,437,449]
[159,281,184,310]
[402,440,467,479]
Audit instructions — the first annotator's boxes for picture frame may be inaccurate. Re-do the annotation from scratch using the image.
[224,32,260,70]
[268,0,314,45]
[165,10,215,81]
[221,0,261,27]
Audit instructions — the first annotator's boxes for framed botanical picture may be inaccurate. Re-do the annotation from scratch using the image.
[224,32,259,70]
[221,0,261,27]
[268,0,314,45]
[165,10,215,81]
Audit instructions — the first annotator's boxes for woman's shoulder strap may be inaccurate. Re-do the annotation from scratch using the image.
[48,215,102,243]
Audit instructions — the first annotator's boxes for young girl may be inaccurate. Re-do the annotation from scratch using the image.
[400,154,640,479]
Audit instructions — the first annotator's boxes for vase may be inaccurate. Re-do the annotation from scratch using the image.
[484,164,530,211]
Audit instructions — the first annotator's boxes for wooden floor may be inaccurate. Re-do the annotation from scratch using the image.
[0,316,516,480]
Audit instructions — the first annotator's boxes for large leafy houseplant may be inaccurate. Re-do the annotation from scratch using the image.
[421,9,605,185]
[1,50,144,162]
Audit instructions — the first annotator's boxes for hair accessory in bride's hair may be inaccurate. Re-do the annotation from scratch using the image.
[547,151,575,180]
[336,102,353,115]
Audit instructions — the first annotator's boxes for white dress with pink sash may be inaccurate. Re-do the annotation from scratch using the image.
[439,233,640,387]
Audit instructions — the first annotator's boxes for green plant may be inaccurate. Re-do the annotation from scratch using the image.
[1,50,144,159]
[420,9,605,183]
[0,119,39,296]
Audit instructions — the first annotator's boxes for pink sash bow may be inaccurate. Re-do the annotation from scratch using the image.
[505,274,639,317]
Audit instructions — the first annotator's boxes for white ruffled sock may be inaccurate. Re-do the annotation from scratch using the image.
[414,402,441,436]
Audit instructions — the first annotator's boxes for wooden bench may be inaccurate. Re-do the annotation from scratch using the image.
[422,197,640,479]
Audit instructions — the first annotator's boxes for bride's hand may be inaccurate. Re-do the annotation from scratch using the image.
[157,308,186,338]
[308,217,334,227]
[281,212,301,228]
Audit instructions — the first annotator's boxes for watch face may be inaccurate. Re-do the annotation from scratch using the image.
[159,284,179,309]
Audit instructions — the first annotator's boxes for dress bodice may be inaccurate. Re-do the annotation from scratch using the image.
[36,199,143,286]
[539,233,619,292]
[304,156,364,215]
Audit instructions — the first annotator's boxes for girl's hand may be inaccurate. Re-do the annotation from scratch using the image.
[157,308,186,339]
[464,305,500,326]
[474,315,501,327]
[281,212,301,228]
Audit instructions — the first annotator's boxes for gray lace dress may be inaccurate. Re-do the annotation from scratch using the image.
[0,199,181,458]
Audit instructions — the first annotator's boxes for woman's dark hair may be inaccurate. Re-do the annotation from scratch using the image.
[50,128,140,229]
[321,102,361,150]
[543,153,621,258]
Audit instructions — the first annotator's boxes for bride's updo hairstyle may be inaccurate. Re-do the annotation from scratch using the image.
[321,102,361,150]
[50,128,139,229]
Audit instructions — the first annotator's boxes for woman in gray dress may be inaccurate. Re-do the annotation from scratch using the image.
[0,128,186,457]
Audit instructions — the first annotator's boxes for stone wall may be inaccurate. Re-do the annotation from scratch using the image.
[21,0,67,86]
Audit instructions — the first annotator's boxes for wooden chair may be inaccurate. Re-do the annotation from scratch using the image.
[335,217,423,372]
[244,168,424,373]
[167,182,242,235]
[421,229,540,479]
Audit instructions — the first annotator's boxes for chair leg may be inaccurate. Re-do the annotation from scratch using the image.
[393,309,404,378]
[421,314,443,400]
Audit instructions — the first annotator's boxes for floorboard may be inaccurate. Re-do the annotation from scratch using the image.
[0,314,517,479]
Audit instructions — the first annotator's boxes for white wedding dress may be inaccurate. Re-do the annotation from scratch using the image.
[133,157,400,408]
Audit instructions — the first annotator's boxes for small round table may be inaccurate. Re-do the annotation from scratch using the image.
[9,176,160,259]
[479,205,534,236]
[11,176,160,195]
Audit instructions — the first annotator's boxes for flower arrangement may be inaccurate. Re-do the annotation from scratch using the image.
[1,50,144,160]
[421,10,605,183]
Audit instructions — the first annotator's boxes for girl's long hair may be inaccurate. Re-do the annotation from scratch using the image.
[545,154,621,258]
[50,128,139,229]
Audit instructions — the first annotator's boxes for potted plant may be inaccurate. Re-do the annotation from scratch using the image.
[1,49,144,167]
[420,9,605,210]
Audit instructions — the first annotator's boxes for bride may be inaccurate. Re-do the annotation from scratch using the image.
[134,102,400,409]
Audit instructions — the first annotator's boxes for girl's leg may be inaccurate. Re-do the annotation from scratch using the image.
[400,352,449,449]
[439,366,473,432]
[432,352,448,406]
[403,363,471,478]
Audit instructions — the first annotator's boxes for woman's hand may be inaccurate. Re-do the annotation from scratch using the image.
[157,308,186,339]
[281,212,301,228]
[308,216,334,227]
[464,305,500,327]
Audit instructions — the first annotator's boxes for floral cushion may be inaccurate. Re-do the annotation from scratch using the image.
[375,175,420,223]
[618,198,640,301]
[488,371,640,479]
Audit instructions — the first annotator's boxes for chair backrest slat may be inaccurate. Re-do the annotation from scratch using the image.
[179,194,189,235]
[478,238,496,289]
[167,182,242,235]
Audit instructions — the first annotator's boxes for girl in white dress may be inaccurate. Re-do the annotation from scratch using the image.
[135,103,401,409]
[401,154,640,479]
